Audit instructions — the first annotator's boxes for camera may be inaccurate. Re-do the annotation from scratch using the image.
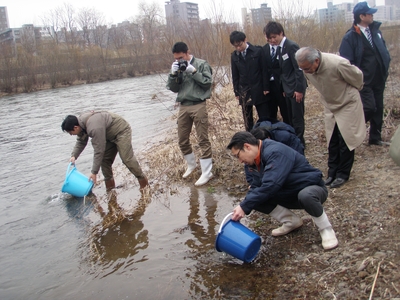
[177,59,188,72]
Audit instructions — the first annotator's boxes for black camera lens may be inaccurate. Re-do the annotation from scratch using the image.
[178,59,188,71]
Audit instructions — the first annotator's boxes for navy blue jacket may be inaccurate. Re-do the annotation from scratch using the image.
[240,139,322,214]
[253,120,304,155]
[339,22,390,76]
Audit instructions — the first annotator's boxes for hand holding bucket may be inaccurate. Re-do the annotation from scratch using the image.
[61,163,94,197]
[215,212,261,263]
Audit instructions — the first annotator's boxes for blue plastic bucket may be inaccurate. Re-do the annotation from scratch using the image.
[215,213,261,263]
[61,163,93,197]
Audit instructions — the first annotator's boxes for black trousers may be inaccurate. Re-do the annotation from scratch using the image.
[285,92,305,145]
[255,100,273,123]
[327,123,354,180]
[241,103,254,131]
[266,80,288,122]
[241,99,276,131]
[360,80,386,143]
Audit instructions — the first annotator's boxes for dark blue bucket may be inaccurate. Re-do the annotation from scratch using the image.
[215,213,261,263]
[61,163,93,197]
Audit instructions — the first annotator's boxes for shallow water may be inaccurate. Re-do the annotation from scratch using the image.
[0,75,277,299]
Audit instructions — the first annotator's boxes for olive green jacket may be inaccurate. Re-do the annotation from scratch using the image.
[166,56,213,103]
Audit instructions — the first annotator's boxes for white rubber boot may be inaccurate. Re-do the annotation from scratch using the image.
[269,205,303,236]
[195,158,213,186]
[312,211,338,250]
[183,153,197,178]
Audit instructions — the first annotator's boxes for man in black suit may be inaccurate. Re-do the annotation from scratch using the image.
[263,22,307,146]
[261,32,287,123]
[230,31,270,131]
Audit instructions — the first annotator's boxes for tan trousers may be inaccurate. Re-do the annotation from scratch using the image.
[101,125,145,181]
[177,101,212,159]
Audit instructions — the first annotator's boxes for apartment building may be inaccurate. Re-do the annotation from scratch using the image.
[165,0,200,28]
[0,6,9,32]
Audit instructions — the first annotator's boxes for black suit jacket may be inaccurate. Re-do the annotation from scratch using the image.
[278,38,307,97]
[261,43,281,91]
[231,43,269,106]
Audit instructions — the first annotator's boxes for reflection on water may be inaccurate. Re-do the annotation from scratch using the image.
[87,191,151,276]
[186,187,218,254]
[0,75,281,299]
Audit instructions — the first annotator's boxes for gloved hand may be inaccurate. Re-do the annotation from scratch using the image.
[171,61,179,74]
[185,63,196,74]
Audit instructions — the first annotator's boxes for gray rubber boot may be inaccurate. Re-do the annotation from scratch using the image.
[269,205,303,236]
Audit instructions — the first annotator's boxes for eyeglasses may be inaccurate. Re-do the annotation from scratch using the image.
[232,41,245,49]
[232,148,243,159]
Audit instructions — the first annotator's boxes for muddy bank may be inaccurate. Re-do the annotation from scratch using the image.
[142,84,400,299]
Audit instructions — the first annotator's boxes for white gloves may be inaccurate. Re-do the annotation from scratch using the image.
[185,63,196,74]
[171,61,179,74]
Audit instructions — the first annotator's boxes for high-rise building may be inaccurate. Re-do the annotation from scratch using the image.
[242,3,272,28]
[250,3,272,26]
[374,5,393,21]
[165,0,200,28]
[386,0,400,5]
[385,0,400,20]
[335,2,354,23]
[0,6,9,32]
[317,2,346,24]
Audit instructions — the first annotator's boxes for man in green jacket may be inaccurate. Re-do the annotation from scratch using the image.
[61,111,148,191]
[166,42,213,186]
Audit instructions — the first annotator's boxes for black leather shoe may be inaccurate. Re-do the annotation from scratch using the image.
[330,178,347,188]
[369,140,383,146]
[324,177,334,186]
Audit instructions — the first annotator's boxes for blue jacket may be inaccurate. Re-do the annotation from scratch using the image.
[339,22,390,76]
[253,120,304,155]
[240,139,323,214]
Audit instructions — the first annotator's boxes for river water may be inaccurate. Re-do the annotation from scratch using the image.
[0,74,275,299]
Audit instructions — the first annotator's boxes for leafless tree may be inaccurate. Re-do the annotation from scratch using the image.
[77,7,106,47]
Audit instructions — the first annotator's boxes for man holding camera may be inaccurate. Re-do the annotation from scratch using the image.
[166,42,214,186]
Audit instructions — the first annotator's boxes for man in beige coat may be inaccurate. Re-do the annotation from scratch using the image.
[295,47,366,188]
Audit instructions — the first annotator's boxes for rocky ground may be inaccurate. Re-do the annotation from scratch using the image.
[144,83,400,299]
[246,102,400,299]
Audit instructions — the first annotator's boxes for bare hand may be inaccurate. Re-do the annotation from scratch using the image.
[89,173,97,184]
[263,91,270,95]
[294,91,303,103]
[70,156,76,164]
[232,205,245,221]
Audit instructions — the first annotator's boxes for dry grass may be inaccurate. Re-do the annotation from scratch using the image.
[143,88,248,190]
[143,67,400,190]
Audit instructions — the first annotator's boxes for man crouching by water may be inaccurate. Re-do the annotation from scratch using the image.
[61,111,148,191]
[227,131,338,250]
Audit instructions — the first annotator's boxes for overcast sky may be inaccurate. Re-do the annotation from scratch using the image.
[2,0,385,28]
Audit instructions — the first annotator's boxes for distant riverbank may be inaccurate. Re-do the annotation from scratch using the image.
[0,69,170,99]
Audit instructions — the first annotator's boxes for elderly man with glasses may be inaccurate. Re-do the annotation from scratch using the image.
[227,131,338,250]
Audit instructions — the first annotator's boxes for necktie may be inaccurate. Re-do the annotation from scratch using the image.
[365,27,373,47]
[271,47,276,61]
[242,50,246,60]
[277,46,281,64]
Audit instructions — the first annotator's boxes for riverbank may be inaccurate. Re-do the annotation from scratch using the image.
[143,83,400,299]
[0,70,166,99]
